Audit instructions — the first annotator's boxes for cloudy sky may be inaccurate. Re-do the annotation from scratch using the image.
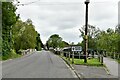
[16,0,119,44]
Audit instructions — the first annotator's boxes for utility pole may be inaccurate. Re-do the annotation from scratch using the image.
[84,0,90,63]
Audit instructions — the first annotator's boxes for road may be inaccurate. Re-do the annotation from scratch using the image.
[2,50,77,78]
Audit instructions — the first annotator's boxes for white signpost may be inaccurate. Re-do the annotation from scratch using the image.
[71,46,82,63]
[71,46,82,52]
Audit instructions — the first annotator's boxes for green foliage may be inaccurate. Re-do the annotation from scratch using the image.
[1,2,43,60]
[77,42,82,46]
[0,3,2,54]
[63,57,102,66]
[0,41,1,54]
[60,41,69,48]
[47,34,62,49]
[35,33,42,51]
[46,34,69,49]
[115,25,120,52]
[0,55,1,61]
[2,2,18,26]
[20,20,37,49]
[12,19,42,52]
[2,49,22,60]
[2,2,18,59]
[79,25,120,54]
[79,25,100,50]
[72,58,102,66]
[96,28,119,52]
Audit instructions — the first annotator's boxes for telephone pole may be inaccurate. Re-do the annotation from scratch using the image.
[84,0,90,63]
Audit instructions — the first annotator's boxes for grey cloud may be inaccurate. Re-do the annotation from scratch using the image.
[59,27,81,43]
[119,1,120,24]
[16,0,118,44]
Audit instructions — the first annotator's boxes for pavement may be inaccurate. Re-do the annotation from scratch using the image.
[61,56,118,80]
[61,56,119,79]
[73,65,117,78]
[2,50,78,79]
[103,57,118,77]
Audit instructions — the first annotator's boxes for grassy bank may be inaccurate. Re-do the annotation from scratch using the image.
[62,56,103,66]
[2,54,22,61]
[0,56,2,61]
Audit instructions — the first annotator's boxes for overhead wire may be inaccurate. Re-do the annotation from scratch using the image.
[16,0,41,6]
[15,0,117,6]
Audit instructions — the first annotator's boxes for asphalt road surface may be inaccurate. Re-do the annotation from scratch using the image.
[2,50,77,78]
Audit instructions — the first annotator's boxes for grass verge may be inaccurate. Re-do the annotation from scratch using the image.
[2,54,22,61]
[0,56,2,61]
[11,54,22,59]
[117,59,120,64]
[62,56,103,66]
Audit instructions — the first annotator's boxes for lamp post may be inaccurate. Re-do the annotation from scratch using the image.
[84,0,90,63]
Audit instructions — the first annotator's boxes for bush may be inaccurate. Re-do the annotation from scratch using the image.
[2,49,22,60]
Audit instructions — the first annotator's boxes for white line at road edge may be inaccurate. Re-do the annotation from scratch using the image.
[60,56,83,80]
[58,56,78,78]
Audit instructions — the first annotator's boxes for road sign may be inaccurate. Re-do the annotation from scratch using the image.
[71,46,82,52]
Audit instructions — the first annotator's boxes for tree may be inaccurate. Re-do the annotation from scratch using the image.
[2,2,19,59]
[46,34,62,49]
[59,41,69,48]
[35,33,43,51]
[0,3,2,55]
[12,19,42,52]
[96,28,119,53]
[115,25,120,52]
[79,25,100,49]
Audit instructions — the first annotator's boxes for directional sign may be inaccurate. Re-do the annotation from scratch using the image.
[71,46,82,52]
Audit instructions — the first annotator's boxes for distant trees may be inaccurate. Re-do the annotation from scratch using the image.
[46,34,69,50]
[60,41,69,48]
[46,34,62,49]
[35,33,43,51]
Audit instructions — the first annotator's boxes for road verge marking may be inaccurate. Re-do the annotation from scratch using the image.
[103,64,110,75]
[60,56,84,80]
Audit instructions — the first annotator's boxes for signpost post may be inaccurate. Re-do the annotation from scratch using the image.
[71,46,82,64]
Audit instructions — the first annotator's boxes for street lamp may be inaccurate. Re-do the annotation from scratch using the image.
[85,0,90,3]
[84,0,90,63]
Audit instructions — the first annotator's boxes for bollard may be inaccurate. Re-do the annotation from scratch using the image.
[106,52,107,57]
[72,52,74,64]
[113,52,115,59]
[101,55,103,65]
[67,52,68,60]
[61,51,63,57]
[92,51,94,58]
[117,53,120,59]
[66,53,67,59]
[79,52,80,59]
[98,53,100,62]
[68,52,70,61]
[63,51,64,57]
